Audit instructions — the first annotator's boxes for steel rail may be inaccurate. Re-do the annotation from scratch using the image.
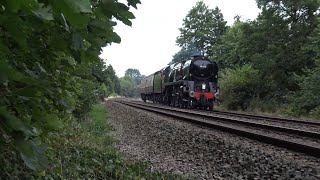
[127,101,320,139]
[116,100,320,158]
[211,110,320,126]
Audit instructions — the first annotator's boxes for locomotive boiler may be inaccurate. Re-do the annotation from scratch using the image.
[139,55,219,110]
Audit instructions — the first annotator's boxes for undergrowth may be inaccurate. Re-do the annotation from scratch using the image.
[0,103,181,179]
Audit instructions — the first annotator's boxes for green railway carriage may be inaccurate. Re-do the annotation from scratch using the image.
[139,71,162,102]
[139,74,154,102]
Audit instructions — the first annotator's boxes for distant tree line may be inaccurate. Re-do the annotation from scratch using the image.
[173,0,320,118]
[119,68,142,97]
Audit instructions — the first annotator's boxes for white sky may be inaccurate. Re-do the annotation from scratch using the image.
[100,0,260,77]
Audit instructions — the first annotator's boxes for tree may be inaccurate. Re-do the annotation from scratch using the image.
[171,47,201,63]
[120,76,137,97]
[251,0,320,94]
[106,65,121,94]
[0,0,140,172]
[92,60,121,96]
[176,1,227,58]
[217,0,320,102]
[288,19,320,117]
[213,19,247,69]
[125,68,142,84]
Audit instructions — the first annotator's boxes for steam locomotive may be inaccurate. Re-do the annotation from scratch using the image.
[139,55,219,110]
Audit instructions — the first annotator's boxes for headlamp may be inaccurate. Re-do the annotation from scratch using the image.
[202,83,206,90]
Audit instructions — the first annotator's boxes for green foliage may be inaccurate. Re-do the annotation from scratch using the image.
[288,68,320,117]
[119,68,142,97]
[0,0,140,172]
[1,104,181,179]
[173,0,227,63]
[92,60,121,97]
[287,21,320,118]
[220,65,261,110]
[120,75,138,97]
[171,47,200,64]
[125,68,142,84]
[73,79,99,119]
[213,19,246,69]
[212,0,320,117]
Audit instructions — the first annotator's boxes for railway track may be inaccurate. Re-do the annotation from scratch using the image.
[115,99,320,158]
[212,109,320,127]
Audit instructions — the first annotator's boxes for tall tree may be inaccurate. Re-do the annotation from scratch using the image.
[213,19,247,69]
[171,47,200,64]
[176,1,227,60]
[252,0,320,95]
[106,65,121,94]
[125,68,142,84]
[289,18,320,117]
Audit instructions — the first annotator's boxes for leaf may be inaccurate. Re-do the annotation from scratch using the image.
[33,4,54,21]
[120,18,132,26]
[108,31,121,44]
[67,57,76,66]
[0,107,34,138]
[65,0,92,13]
[6,0,23,12]
[53,1,90,29]
[127,0,141,9]
[45,114,63,130]
[119,10,135,20]
[72,32,83,50]
[3,15,28,49]
[0,59,9,84]
[6,0,38,12]
[36,63,47,73]
[15,139,48,171]
[9,69,39,86]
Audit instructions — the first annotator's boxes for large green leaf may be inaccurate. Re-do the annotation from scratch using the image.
[15,139,48,171]
[127,0,141,9]
[53,0,90,29]
[33,4,54,21]
[0,107,34,138]
[65,0,92,13]
[6,0,23,12]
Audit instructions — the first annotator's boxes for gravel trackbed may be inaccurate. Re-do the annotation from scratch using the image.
[106,100,320,180]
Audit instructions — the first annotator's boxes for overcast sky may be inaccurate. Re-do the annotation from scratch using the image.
[100,0,260,77]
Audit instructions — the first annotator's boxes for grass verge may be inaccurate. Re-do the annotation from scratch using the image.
[0,103,181,179]
[45,103,180,179]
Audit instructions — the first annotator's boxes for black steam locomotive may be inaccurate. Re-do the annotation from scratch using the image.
[139,55,219,110]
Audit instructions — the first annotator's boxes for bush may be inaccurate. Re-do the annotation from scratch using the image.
[288,68,320,118]
[72,79,100,120]
[220,65,261,110]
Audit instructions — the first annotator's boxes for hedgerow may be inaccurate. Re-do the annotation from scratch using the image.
[0,0,139,174]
